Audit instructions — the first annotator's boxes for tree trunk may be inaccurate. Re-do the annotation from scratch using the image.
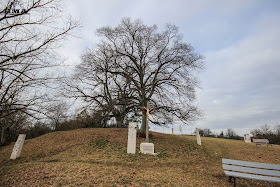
[103,120,107,128]
[1,126,6,146]
[116,116,124,128]
[141,111,147,134]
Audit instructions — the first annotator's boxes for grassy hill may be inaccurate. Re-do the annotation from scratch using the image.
[0,128,279,186]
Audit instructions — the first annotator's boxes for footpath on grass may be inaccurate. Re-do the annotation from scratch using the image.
[0,128,279,186]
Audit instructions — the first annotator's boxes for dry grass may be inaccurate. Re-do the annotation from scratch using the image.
[0,128,279,186]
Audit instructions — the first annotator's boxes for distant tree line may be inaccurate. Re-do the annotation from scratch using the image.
[2,110,280,146]
[195,128,243,140]
[0,106,123,145]
[196,124,280,144]
[250,124,280,144]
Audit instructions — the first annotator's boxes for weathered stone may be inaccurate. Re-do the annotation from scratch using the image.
[10,134,26,160]
[244,134,251,143]
[140,142,157,155]
[196,128,201,146]
[127,122,137,154]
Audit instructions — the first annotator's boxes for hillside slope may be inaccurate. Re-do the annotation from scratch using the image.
[0,128,279,186]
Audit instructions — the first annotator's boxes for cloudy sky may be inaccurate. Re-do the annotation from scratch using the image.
[60,0,280,135]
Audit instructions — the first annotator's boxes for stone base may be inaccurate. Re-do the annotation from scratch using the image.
[140,142,157,155]
[244,139,251,143]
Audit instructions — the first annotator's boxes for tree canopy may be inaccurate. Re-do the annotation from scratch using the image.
[69,18,203,135]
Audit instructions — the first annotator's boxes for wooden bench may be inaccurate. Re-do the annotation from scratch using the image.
[252,138,273,149]
[222,158,280,186]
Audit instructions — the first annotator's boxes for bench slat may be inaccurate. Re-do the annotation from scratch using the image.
[223,164,280,177]
[224,171,280,183]
[222,159,280,170]
[253,139,269,143]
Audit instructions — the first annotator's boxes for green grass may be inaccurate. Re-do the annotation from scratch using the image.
[0,128,279,186]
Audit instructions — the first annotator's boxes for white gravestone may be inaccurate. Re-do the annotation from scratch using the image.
[196,128,201,146]
[10,134,26,160]
[140,142,157,155]
[244,134,251,143]
[127,122,137,154]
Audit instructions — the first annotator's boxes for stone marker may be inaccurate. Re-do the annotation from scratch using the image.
[244,134,251,143]
[10,134,26,160]
[140,142,157,155]
[196,128,201,146]
[127,122,137,154]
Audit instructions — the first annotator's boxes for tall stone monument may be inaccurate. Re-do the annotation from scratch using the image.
[10,134,26,160]
[127,122,137,154]
[244,134,251,143]
[196,128,201,146]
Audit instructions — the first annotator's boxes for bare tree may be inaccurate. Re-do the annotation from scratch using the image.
[45,101,69,131]
[0,109,29,145]
[251,124,271,137]
[0,0,78,145]
[196,128,214,137]
[65,48,137,128]
[68,18,202,136]
[225,128,238,139]
[94,18,203,135]
[276,125,280,136]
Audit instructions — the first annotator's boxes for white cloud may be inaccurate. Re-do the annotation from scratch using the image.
[196,13,280,134]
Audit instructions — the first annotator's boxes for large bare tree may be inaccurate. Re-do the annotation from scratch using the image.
[73,18,203,136]
[65,47,137,128]
[0,0,78,145]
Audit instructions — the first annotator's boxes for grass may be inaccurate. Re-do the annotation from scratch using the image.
[0,128,279,186]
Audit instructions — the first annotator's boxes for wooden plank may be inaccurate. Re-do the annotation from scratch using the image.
[252,139,269,143]
[223,165,280,177]
[222,159,280,170]
[224,171,280,183]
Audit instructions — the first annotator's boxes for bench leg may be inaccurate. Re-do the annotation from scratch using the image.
[228,176,232,183]
[228,176,236,187]
[228,176,237,187]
